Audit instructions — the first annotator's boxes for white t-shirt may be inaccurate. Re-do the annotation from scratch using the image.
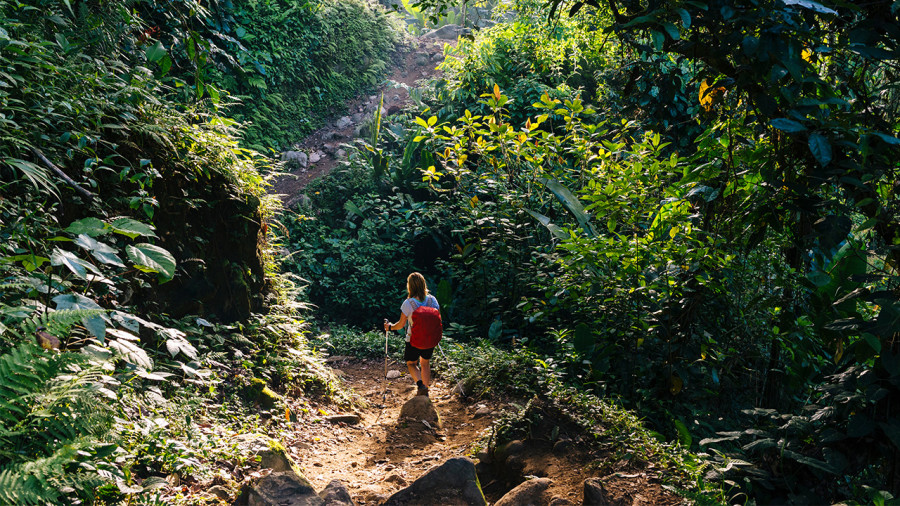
[400,294,440,342]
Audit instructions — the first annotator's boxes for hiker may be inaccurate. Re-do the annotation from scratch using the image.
[384,272,441,397]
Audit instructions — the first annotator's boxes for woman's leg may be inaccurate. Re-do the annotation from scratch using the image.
[420,358,431,387]
[407,360,421,383]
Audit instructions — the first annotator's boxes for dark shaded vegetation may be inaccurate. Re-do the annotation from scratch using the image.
[0,0,399,502]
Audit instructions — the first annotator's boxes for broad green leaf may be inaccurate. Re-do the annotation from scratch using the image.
[162,329,198,359]
[525,209,568,239]
[159,54,173,76]
[699,434,741,446]
[53,293,103,311]
[146,41,167,62]
[53,294,107,342]
[807,270,831,287]
[112,311,160,333]
[661,21,680,40]
[742,438,776,452]
[873,132,900,145]
[782,0,838,15]
[66,217,109,237]
[673,417,692,447]
[541,178,596,238]
[126,243,176,281]
[109,338,153,369]
[771,118,806,133]
[675,8,691,28]
[141,476,169,491]
[808,133,832,167]
[111,217,157,239]
[488,318,502,341]
[2,254,50,271]
[650,29,664,50]
[344,200,365,219]
[50,248,99,279]
[75,234,124,267]
[782,449,839,474]
[863,333,881,353]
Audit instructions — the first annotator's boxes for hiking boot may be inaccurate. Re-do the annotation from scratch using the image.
[417,385,429,397]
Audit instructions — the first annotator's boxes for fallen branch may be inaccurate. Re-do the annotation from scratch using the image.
[31,147,95,201]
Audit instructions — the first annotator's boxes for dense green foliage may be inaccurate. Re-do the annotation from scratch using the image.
[0,0,394,502]
[4,0,899,501]
[284,0,900,502]
[202,0,407,149]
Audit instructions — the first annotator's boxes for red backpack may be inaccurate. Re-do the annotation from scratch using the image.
[410,299,442,349]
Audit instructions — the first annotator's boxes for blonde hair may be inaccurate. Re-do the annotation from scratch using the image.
[406,272,428,301]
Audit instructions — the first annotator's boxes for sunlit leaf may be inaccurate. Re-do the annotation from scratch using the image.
[74,234,124,267]
[109,337,153,369]
[50,248,99,279]
[126,243,176,281]
[65,217,108,237]
[111,217,157,239]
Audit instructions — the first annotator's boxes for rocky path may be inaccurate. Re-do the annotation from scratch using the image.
[239,358,687,505]
[271,36,453,208]
[282,357,495,504]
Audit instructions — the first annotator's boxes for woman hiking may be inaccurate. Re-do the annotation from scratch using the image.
[384,272,440,397]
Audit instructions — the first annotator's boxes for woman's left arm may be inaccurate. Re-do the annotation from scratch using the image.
[384,313,408,331]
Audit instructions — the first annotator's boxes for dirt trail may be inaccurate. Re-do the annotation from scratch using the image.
[276,358,684,506]
[271,37,452,208]
[282,357,495,504]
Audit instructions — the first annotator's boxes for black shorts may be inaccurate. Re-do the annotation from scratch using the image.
[404,342,434,362]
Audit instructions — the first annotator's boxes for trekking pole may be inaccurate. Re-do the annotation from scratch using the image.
[376,321,390,421]
[438,342,464,397]
[384,323,389,383]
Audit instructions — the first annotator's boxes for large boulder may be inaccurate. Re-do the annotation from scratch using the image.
[335,116,353,129]
[319,480,355,505]
[494,478,552,506]
[399,395,441,428]
[383,457,487,506]
[247,471,319,506]
[243,472,356,506]
[258,444,302,475]
[582,478,611,506]
[281,150,308,168]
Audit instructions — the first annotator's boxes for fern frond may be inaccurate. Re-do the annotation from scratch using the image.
[0,468,46,505]
[0,438,108,505]
[15,308,108,339]
[0,282,33,292]
[0,344,114,505]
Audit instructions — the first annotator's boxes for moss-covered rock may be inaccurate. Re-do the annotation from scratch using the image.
[244,377,283,410]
